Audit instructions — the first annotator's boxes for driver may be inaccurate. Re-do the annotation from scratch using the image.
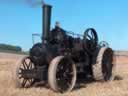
[50,22,67,43]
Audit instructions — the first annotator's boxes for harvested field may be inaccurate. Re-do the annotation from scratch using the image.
[0,52,128,96]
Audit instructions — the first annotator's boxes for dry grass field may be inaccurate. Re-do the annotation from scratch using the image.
[0,52,128,96]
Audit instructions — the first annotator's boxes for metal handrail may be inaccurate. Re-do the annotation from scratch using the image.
[66,31,83,38]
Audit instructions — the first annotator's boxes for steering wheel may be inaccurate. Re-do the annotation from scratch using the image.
[83,28,98,52]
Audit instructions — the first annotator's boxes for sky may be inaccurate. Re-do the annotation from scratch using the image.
[0,0,128,51]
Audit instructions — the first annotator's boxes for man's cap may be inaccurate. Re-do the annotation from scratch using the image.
[55,21,60,27]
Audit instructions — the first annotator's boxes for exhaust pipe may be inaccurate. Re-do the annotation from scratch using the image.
[42,4,52,42]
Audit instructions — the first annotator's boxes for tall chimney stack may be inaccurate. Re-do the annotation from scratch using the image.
[42,4,52,42]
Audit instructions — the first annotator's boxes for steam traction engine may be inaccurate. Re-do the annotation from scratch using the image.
[14,4,115,93]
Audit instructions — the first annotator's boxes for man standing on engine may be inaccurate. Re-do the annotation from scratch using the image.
[50,22,67,43]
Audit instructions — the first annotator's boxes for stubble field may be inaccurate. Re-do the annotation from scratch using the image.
[0,52,128,96]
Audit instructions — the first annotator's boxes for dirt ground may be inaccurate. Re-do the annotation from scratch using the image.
[0,52,128,96]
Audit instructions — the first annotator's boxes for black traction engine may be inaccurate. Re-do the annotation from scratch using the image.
[14,3,115,93]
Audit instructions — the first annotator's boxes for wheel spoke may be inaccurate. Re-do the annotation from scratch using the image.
[91,31,95,39]
[87,34,91,40]
[23,60,28,69]
[19,75,22,79]
[18,72,22,74]
[28,79,33,85]
[25,60,30,69]
[19,67,24,71]
[29,62,32,69]
[22,62,27,69]
[22,79,27,87]
[28,61,31,69]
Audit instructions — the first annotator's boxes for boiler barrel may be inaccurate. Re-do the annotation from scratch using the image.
[42,4,52,42]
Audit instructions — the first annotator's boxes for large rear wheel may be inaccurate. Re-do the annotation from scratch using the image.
[48,56,77,93]
[93,47,115,81]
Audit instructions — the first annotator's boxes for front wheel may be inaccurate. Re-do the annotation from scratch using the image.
[14,56,35,88]
[48,56,77,93]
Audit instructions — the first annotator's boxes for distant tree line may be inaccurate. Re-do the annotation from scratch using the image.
[0,44,22,52]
